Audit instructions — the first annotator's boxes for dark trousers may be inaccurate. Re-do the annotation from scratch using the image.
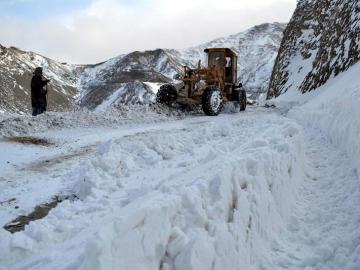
[32,106,44,116]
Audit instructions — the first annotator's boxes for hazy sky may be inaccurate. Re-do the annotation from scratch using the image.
[0,0,297,64]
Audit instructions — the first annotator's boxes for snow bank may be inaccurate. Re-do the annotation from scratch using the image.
[0,112,305,270]
[0,104,186,136]
[273,62,360,173]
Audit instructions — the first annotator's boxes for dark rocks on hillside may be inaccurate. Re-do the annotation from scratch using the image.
[79,49,183,109]
[81,81,158,110]
[268,0,360,98]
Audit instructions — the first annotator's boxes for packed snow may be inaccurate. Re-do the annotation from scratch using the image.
[260,129,360,269]
[0,107,307,270]
[0,105,187,137]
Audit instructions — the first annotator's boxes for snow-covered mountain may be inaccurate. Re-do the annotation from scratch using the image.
[179,22,286,92]
[267,0,360,98]
[80,22,286,110]
[0,22,286,113]
[79,49,184,110]
[0,45,79,113]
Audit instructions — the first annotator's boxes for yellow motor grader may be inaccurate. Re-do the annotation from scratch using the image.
[156,48,246,116]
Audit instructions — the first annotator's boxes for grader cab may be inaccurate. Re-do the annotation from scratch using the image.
[156,48,246,116]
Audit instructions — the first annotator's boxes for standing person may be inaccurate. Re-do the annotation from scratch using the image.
[234,82,247,111]
[31,67,50,116]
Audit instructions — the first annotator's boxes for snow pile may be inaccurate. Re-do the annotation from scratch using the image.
[0,105,187,136]
[0,111,305,270]
[259,128,360,269]
[271,62,360,174]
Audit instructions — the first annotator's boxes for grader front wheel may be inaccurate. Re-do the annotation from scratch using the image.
[156,84,177,104]
[202,86,223,116]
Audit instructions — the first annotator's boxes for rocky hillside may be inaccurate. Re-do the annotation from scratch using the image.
[0,45,79,113]
[267,0,360,98]
[80,22,286,110]
[79,49,184,110]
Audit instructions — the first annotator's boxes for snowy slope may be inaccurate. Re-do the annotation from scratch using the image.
[273,62,360,174]
[261,62,360,270]
[79,49,184,110]
[0,45,79,113]
[266,0,360,170]
[260,1,360,265]
[268,0,360,98]
[80,23,286,110]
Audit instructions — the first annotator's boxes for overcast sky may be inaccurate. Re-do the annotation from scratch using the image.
[0,0,297,64]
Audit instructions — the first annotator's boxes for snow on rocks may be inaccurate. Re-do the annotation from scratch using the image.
[272,62,360,174]
[0,109,305,270]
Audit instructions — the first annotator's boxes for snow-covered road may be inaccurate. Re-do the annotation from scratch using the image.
[0,107,306,269]
[0,101,359,269]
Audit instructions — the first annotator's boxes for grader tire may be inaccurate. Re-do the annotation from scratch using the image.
[156,84,177,104]
[202,86,223,116]
[239,90,247,111]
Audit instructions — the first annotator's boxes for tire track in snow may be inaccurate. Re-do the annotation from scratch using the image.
[261,130,360,270]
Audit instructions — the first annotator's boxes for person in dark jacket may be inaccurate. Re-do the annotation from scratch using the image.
[31,67,50,116]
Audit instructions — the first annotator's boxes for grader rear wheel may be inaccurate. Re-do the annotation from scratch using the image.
[239,90,247,111]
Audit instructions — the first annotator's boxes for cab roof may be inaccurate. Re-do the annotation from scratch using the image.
[204,48,238,57]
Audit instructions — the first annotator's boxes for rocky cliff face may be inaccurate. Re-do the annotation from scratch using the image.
[268,0,360,98]
[80,22,286,110]
[0,46,79,113]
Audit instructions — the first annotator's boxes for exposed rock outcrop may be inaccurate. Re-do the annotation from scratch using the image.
[268,0,360,98]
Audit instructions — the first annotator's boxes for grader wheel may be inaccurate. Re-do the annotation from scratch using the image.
[156,84,177,104]
[202,86,223,116]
